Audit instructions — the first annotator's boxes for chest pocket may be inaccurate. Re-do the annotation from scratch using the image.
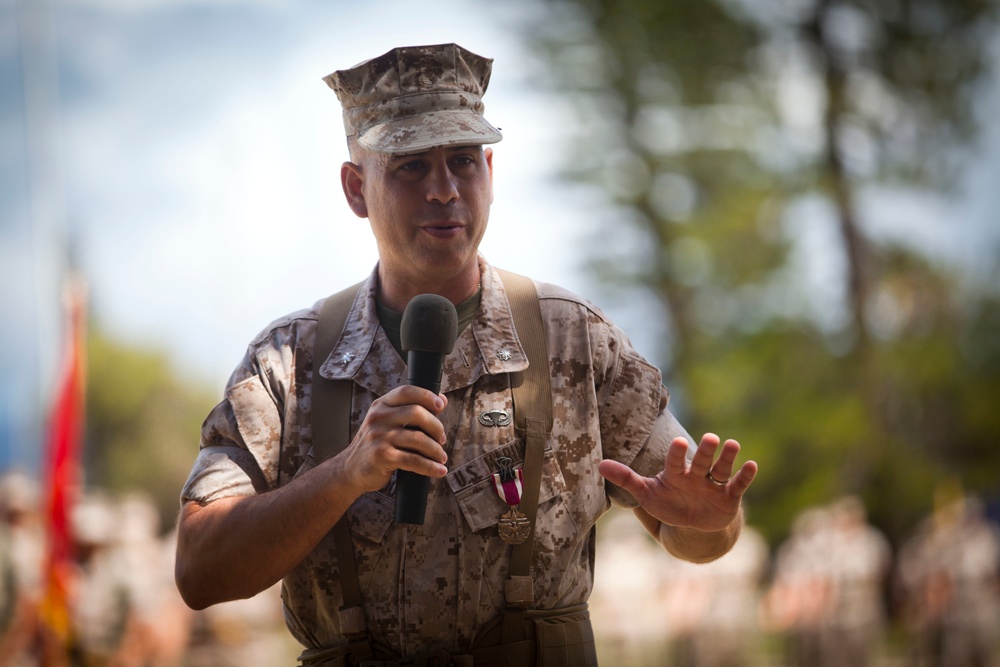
[446,439,568,534]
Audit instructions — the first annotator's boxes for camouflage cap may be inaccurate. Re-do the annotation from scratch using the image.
[323,43,503,155]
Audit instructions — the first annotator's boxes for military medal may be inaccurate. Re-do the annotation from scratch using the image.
[492,457,532,545]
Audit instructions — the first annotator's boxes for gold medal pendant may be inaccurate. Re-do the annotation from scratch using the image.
[498,507,532,545]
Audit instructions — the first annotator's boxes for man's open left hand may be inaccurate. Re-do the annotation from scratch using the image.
[598,433,758,533]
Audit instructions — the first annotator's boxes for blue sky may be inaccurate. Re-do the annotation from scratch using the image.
[1,0,601,470]
[2,0,998,471]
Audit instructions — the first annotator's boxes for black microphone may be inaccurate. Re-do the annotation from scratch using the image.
[395,293,458,525]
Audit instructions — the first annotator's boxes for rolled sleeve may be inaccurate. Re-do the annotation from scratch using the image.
[180,351,284,505]
[180,445,266,504]
[225,374,284,488]
[598,344,664,469]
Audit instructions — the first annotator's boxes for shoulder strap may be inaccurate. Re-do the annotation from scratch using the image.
[496,269,552,645]
[498,269,553,433]
[311,282,373,658]
[312,282,363,462]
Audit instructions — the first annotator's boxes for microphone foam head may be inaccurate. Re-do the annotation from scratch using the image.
[401,294,459,354]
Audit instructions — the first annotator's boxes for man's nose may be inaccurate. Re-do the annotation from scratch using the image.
[425,164,460,204]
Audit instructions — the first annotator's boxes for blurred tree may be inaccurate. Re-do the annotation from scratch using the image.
[527,0,1000,544]
[84,325,216,532]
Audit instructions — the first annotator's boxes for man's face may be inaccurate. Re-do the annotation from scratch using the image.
[344,144,494,296]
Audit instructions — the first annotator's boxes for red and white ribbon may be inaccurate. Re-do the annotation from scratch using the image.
[492,468,524,507]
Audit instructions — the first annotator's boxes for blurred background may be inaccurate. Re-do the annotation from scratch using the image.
[2,0,999,664]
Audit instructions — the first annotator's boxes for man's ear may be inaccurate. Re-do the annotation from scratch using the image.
[341,161,368,218]
[485,147,494,205]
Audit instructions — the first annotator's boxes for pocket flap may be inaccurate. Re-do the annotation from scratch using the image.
[348,491,394,544]
[447,440,567,534]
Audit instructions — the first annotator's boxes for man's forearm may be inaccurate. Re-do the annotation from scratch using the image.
[174,456,362,610]
[633,506,744,564]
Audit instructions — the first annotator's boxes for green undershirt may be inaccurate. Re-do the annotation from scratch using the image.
[376,289,482,360]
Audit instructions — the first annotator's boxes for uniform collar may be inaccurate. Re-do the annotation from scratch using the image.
[318,257,529,396]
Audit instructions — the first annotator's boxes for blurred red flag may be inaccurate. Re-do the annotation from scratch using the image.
[38,277,87,657]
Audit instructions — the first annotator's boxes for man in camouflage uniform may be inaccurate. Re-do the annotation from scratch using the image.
[175,43,758,666]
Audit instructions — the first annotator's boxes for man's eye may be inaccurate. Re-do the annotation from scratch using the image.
[399,160,424,172]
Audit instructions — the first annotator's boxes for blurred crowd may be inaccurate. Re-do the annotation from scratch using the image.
[2,468,998,667]
[0,471,297,667]
[591,493,1000,667]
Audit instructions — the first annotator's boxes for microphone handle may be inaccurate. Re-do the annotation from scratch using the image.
[394,350,445,525]
[405,352,444,395]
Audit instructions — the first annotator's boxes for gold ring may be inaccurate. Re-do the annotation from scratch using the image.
[706,471,730,486]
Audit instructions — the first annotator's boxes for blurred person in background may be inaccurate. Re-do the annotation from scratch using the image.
[762,506,835,667]
[68,491,147,666]
[0,470,44,666]
[896,488,1000,667]
[764,498,891,667]
[664,523,769,667]
[821,496,892,667]
[174,42,758,666]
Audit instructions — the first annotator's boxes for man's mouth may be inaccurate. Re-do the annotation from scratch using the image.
[422,225,463,239]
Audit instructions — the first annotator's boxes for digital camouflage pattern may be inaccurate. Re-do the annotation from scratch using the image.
[181,259,693,659]
[323,43,503,155]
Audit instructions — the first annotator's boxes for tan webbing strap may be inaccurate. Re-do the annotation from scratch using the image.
[497,269,552,646]
[496,270,553,434]
[313,282,362,462]
[311,283,373,653]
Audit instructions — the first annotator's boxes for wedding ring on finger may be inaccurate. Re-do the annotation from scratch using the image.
[706,470,730,486]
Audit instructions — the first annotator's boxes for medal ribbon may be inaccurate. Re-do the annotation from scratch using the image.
[492,469,524,507]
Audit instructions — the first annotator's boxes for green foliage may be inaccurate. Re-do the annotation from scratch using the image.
[528,0,1000,547]
[84,326,217,532]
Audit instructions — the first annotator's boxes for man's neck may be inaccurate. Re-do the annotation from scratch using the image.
[376,265,481,310]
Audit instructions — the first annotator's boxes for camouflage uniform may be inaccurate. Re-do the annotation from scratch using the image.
[181,259,691,660]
